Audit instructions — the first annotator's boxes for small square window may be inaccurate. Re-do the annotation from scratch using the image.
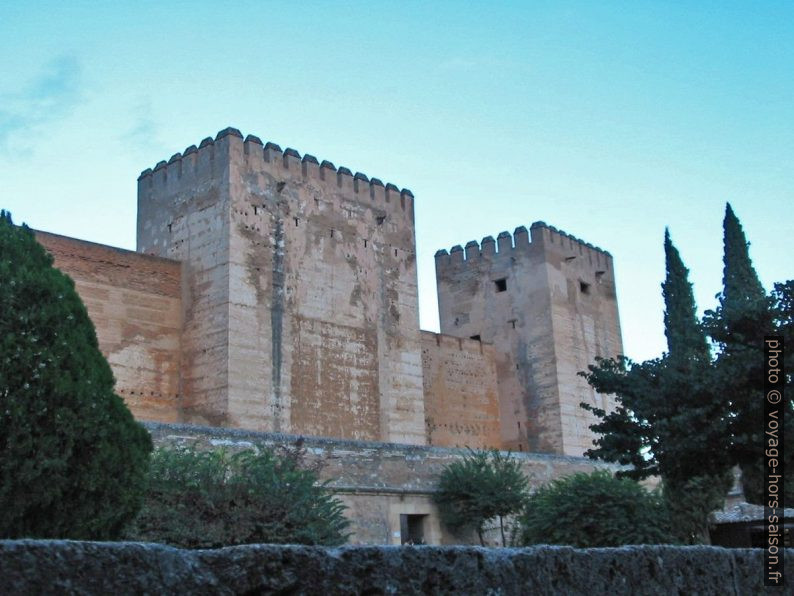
[580,281,590,295]
[494,278,507,292]
[470,334,481,342]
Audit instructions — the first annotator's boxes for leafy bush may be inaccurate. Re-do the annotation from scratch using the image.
[435,449,528,545]
[663,472,734,544]
[126,442,350,548]
[0,211,152,539]
[518,470,674,547]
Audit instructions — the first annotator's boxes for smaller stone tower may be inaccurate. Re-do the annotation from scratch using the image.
[434,222,623,456]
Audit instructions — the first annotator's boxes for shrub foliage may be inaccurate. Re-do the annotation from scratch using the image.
[0,211,152,539]
[126,443,350,548]
[518,470,673,547]
[434,449,528,545]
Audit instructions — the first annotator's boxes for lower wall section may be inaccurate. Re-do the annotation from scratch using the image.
[146,422,615,546]
[1,541,786,595]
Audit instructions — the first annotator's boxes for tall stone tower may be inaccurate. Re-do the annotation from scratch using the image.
[434,222,623,456]
[137,127,425,444]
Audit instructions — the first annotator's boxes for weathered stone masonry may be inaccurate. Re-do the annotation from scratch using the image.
[435,224,622,456]
[2,540,786,595]
[137,129,425,444]
[32,127,625,543]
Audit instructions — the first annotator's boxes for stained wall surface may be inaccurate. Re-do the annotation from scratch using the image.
[35,231,182,422]
[435,223,623,456]
[420,331,501,449]
[137,129,425,444]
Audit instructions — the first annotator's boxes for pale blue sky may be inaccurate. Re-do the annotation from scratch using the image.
[1,2,792,361]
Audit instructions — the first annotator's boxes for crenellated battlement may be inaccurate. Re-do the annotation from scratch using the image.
[435,221,612,272]
[138,127,415,217]
[422,330,493,354]
[434,225,529,269]
[529,221,610,256]
[528,221,612,271]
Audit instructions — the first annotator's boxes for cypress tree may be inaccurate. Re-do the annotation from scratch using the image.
[583,230,732,541]
[705,204,774,503]
[658,231,732,542]
[662,229,710,364]
[709,203,769,345]
[0,211,152,539]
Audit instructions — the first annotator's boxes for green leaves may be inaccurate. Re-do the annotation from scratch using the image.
[0,211,152,540]
[434,449,528,545]
[581,204,792,520]
[126,443,350,548]
[518,471,673,548]
[662,228,710,364]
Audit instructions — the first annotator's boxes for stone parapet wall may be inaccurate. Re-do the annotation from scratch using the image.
[1,541,787,595]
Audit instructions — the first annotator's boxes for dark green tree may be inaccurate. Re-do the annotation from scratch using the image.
[518,470,673,547]
[434,449,528,545]
[0,211,152,539]
[126,443,350,547]
[704,205,792,503]
[662,229,710,363]
[582,229,733,541]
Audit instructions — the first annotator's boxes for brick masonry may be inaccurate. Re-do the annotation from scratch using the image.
[35,231,182,423]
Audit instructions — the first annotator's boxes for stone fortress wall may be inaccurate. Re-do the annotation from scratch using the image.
[35,231,183,423]
[32,127,625,543]
[420,331,501,449]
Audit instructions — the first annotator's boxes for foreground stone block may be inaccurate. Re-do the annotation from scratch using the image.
[0,541,789,594]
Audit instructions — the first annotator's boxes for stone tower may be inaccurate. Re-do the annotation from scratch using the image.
[434,222,623,456]
[137,127,425,444]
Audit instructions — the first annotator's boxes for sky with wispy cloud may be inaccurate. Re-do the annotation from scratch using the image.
[1,1,792,360]
[0,56,81,152]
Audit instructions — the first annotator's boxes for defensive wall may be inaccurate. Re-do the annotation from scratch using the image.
[32,126,623,459]
[420,331,501,449]
[435,222,622,456]
[35,231,182,423]
[145,422,613,546]
[34,232,527,451]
